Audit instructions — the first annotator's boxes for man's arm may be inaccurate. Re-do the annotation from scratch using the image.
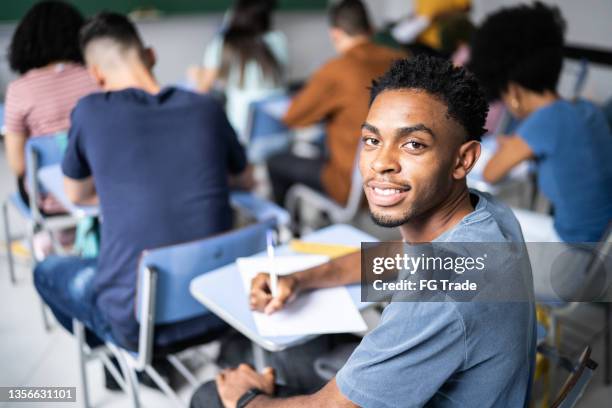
[4,132,27,176]
[250,251,361,314]
[283,65,339,128]
[483,135,534,183]
[63,176,98,205]
[250,379,357,408]
[215,364,357,408]
[294,251,361,289]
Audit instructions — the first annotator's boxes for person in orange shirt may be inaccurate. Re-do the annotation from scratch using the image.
[267,0,405,206]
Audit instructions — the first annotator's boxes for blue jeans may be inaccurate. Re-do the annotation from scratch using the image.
[34,256,229,350]
[33,256,122,348]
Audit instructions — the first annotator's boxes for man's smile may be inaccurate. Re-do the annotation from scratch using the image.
[365,181,411,207]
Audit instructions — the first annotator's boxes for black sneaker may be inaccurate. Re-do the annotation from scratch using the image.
[103,357,172,391]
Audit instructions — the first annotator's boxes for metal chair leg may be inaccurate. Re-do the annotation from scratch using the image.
[41,301,52,332]
[143,364,186,407]
[252,343,266,372]
[167,354,199,387]
[2,201,17,284]
[74,319,92,408]
[111,346,141,408]
[605,302,611,385]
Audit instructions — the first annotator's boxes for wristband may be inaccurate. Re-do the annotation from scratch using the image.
[236,388,264,408]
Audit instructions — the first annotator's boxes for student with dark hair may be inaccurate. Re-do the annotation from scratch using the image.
[190,55,535,408]
[4,0,98,209]
[469,2,612,244]
[33,12,250,354]
[267,0,405,207]
[189,0,287,142]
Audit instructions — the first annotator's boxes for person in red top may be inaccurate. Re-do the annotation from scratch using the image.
[3,1,98,206]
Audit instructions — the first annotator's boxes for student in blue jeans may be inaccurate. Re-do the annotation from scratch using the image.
[34,13,253,352]
[190,56,536,408]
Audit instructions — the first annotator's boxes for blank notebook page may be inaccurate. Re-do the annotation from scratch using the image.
[237,255,367,337]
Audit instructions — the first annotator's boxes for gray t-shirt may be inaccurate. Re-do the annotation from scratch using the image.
[336,190,536,407]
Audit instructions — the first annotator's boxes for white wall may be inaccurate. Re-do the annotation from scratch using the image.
[0,11,336,98]
[1,1,610,102]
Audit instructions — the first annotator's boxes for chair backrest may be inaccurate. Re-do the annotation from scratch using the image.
[25,132,68,171]
[24,132,68,219]
[245,93,293,163]
[245,93,290,143]
[551,346,598,408]
[135,217,276,325]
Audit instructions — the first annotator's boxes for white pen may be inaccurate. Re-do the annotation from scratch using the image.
[266,230,278,298]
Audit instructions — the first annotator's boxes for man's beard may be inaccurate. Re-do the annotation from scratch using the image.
[369,209,412,228]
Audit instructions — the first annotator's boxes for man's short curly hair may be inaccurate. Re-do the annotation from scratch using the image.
[371,55,488,141]
[468,2,565,101]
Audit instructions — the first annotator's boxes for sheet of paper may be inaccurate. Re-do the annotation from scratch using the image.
[237,255,367,337]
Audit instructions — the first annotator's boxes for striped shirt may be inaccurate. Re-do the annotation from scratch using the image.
[4,63,98,137]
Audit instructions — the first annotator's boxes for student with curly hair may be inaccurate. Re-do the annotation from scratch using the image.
[469,2,612,244]
[190,55,535,408]
[4,1,98,206]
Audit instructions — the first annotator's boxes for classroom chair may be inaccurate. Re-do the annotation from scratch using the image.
[550,346,598,408]
[2,133,82,332]
[74,218,277,408]
[2,133,79,282]
[539,222,612,385]
[245,93,292,164]
[245,93,327,164]
[285,146,363,235]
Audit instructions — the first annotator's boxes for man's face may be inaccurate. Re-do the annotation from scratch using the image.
[359,89,469,227]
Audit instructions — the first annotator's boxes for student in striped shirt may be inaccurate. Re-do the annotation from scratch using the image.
[4,1,98,208]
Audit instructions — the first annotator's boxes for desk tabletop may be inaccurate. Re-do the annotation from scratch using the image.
[38,165,100,218]
[190,224,376,352]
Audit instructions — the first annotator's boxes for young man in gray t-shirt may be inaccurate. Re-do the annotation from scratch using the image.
[192,55,536,408]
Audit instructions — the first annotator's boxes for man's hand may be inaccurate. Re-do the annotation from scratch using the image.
[250,273,299,314]
[216,364,275,408]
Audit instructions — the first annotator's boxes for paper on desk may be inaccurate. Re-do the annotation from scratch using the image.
[237,255,367,337]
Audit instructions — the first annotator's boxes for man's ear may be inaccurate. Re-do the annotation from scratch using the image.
[143,47,156,70]
[453,140,481,180]
[88,64,105,89]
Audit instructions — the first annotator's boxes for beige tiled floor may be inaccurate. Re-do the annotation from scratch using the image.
[1,143,610,407]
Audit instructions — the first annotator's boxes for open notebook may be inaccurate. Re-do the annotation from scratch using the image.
[237,255,367,337]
